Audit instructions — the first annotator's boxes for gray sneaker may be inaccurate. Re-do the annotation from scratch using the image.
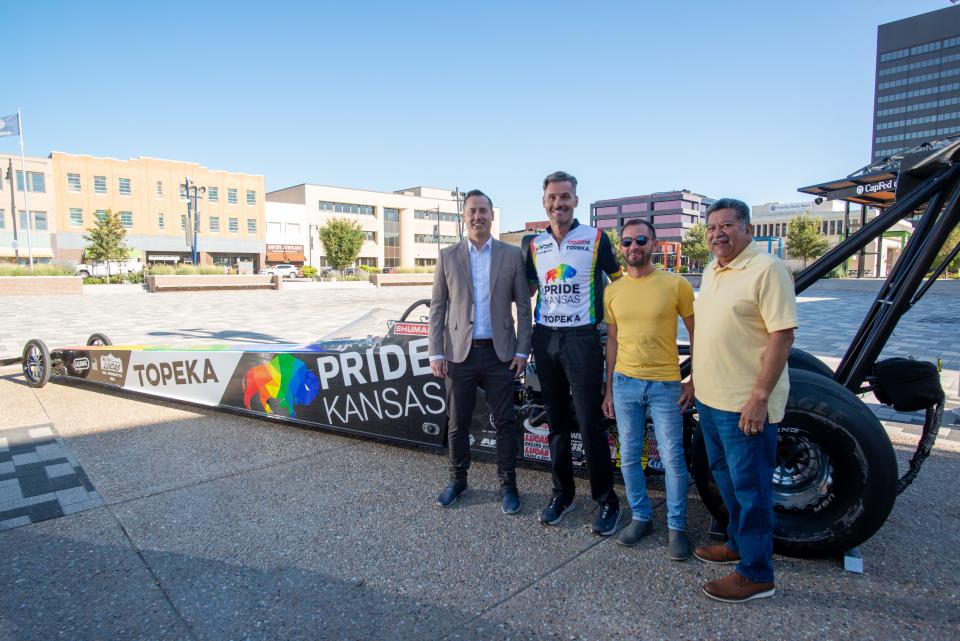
[668,529,692,561]
[616,519,653,546]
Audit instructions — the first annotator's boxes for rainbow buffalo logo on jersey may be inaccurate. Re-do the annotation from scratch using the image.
[545,263,577,283]
[243,354,320,417]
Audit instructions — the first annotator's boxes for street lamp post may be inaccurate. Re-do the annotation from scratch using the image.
[451,187,465,240]
[180,178,206,265]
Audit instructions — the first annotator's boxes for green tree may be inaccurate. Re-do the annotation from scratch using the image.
[605,229,626,269]
[785,214,829,268]
[83,210,130,280]
[318,219,364,270]
[682,223,710,272]
[933,224,960,276]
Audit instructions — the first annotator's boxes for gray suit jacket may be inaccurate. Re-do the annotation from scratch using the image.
[428,238,533,364]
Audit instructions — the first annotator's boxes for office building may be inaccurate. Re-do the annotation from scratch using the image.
[873,5,960,161]
[50,152,266,267]
[590,190,714,242]
[0,153,56,263]
[751,200,912,277]
[266,184,491,269]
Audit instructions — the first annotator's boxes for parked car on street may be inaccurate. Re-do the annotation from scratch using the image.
[261,264,301,278]
[75,259,144,278]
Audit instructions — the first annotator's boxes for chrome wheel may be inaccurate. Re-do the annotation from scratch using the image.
[774,432,833,511]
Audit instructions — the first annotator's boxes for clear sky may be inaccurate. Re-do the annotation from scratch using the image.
[4,0,954,230]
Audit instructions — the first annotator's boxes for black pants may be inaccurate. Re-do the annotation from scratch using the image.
[446,344,518,488]
[532,325,618,507]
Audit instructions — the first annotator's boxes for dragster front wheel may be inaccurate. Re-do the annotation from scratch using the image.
[86,333,112,346]
[692,368,899,558]
[22,339,51,388]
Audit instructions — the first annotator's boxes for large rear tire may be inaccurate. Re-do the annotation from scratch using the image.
[692,368,898,558]
[788,348,834,379]
[22,339,51,388]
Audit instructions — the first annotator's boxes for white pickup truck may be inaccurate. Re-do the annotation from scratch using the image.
[75,259,144,278]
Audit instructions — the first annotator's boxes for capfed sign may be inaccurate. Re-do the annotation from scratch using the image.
[856,179,897,195]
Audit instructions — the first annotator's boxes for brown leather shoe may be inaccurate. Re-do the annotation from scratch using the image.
[702,571,775,603]
[693,543,741,565]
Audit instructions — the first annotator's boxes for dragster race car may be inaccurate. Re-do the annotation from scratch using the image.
[17,138,960,561]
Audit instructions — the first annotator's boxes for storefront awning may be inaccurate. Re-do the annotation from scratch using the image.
[265,244,305,262]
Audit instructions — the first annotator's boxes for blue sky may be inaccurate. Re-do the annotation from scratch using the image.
[4,0,953,230]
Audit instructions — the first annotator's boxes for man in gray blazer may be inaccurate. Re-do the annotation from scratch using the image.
[429,189,533,514]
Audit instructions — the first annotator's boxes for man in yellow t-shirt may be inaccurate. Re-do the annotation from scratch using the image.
[602,218,695,560]
[691,198,797,604]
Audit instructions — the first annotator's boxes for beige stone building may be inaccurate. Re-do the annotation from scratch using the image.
[751,200,912,276]
[267,184,496,269]
[0,153,56,262]
[49,152,266,267]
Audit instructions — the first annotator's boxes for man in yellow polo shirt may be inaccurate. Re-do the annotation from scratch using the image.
[692,198,797,603]
[602,218,695,560]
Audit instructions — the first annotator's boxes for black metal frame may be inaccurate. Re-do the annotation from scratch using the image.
[792,161,960,393]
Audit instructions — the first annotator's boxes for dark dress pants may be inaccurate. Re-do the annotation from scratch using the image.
[446,343,518,488]
[531,325,618,508]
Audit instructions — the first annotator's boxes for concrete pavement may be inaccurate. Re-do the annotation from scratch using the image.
[1,280,959,639]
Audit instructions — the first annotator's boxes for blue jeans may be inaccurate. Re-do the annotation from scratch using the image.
[696,401,778,583]
[612,373,688,531]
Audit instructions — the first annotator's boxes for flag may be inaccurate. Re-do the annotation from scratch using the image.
[0,113,19,137]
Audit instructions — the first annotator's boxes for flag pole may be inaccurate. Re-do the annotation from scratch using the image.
[16,108,34,270]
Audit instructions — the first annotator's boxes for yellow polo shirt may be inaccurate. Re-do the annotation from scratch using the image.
[603,270,695,381]
[692,242,798,423]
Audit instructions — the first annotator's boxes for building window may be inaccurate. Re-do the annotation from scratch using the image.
[319,201,375,215]
[415,258,437,267]
[119,211,133,228]
[156,181,163,198]
[363,231,376,241]
[415,234,458,245]
[384,207,400,267]
[208,186,218,203]
[268,221,281,235]
[158,212,165,229]
[229,217,239,233]
[67,173,81,192]
[209,216,220,232]
[358,257,378,268]
[247,218,257,233]
[227,188,238,204]
[287,222,300,235]
[16,171,46,193]
[415,209,459,222]
[246,190,256,205]
[181,214,187,230]
[70,208,83,227]
[94,176,107,194]
[179,185,188,201]
[34,211,48,231]
[0,209,4,229]
[95,210,107,223]
[118,177,132,196]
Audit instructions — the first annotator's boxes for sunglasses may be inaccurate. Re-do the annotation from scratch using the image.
[620,235,650,248]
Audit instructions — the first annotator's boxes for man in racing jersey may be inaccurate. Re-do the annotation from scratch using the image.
[525,170,623,535]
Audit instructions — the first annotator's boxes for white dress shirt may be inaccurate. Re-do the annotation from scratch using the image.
[469,237,493,339]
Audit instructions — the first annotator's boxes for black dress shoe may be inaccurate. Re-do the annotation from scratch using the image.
[501,488,521,515]
[435,481,467,508]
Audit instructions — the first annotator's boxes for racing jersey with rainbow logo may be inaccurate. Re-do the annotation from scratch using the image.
[525,219,622,327]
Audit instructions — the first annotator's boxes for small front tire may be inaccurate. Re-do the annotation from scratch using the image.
[22,339,51,388]
[86,333,112,346]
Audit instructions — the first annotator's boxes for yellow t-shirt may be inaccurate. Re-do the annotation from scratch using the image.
[692,242,798,423]
[603,270,695,381]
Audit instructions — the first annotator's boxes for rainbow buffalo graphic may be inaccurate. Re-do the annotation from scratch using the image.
[243,354,320,417]
[545,263,577,283]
